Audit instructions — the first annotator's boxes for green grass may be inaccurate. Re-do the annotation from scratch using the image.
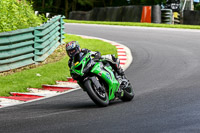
[64,19,200,30]
[0,34,117,96]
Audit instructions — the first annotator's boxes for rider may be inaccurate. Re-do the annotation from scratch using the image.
[66,41,124,76]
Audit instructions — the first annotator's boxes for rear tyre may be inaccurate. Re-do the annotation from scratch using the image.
[121,84,134,101]
[84,79,109,107]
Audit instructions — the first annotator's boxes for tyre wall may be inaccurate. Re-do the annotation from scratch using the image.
[152,5,161,23]
[69,11,91,20]
[69,5,161,23]
[122,6,143,22]
[105,7,123,21]
[183,10,200,25]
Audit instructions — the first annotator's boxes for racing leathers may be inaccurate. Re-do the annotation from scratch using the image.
[68,49,124,76]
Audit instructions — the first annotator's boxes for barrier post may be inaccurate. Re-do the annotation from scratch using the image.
[141,6,152,23]
[60,16,66,44]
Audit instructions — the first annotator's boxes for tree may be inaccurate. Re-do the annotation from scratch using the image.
[130,0,140,5]
[65,0,69,18]
[140,0,166,5]
[72,0,94,11]
[111,0,129,6]
[54,0,62,12]
[42,0,45,9]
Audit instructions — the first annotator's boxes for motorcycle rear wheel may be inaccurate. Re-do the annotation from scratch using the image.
[84,79,109,107]
[121,83,134,101]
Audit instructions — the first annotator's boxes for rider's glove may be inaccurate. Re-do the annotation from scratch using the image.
[94,51,101,59]
[81,49,91,54]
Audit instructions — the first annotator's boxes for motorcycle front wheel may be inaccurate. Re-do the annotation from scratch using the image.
[84,79,109,107]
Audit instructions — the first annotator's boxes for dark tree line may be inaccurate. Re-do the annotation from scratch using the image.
[29,0,166,18]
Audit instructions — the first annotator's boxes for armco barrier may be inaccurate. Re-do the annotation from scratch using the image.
[0,15,65,72]
[0,28,35,72]
[34,16,65,62]
[161,9,173,24]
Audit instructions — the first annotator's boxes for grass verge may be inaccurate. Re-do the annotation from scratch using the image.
[0,34,117,96]
[64,19,200,30]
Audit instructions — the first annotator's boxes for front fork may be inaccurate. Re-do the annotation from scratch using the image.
[78,76,105,93]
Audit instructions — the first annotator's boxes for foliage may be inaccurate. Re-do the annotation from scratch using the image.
[0,0,43,33]
[78,0,93,6]
[194,3,200,10]
[130,0,140,5]
[140,0,166,5]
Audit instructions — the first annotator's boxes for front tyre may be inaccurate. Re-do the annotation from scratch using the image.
[84,79,109,107]
[121,83,134,101]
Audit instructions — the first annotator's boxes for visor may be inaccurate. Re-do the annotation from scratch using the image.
[67,47,79,57]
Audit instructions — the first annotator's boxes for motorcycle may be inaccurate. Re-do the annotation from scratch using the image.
[70,52,134,107]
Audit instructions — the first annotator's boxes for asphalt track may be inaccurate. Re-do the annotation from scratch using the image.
[1,24,200,133]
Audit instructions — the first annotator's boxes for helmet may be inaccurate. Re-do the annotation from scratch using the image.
[66,41,80,57]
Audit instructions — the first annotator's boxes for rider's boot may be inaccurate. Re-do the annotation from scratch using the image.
[111,55,125,76]
[116,66,125,76]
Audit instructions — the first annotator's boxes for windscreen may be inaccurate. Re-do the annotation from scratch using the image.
[73,53,85,63]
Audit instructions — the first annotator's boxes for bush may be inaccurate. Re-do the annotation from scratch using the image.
[195,3,200,11]
[0,0,43,33]
[140,0,165,5]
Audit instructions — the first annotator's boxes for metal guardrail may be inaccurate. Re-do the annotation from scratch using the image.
[161,9,173,24]
[0,15,65,72]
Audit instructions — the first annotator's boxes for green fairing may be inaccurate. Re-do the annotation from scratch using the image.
[71,53,91,76]
[91,63,120,100]
[70,52,120,101]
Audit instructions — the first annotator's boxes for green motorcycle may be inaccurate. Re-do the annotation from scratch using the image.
[70,52,134,107]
